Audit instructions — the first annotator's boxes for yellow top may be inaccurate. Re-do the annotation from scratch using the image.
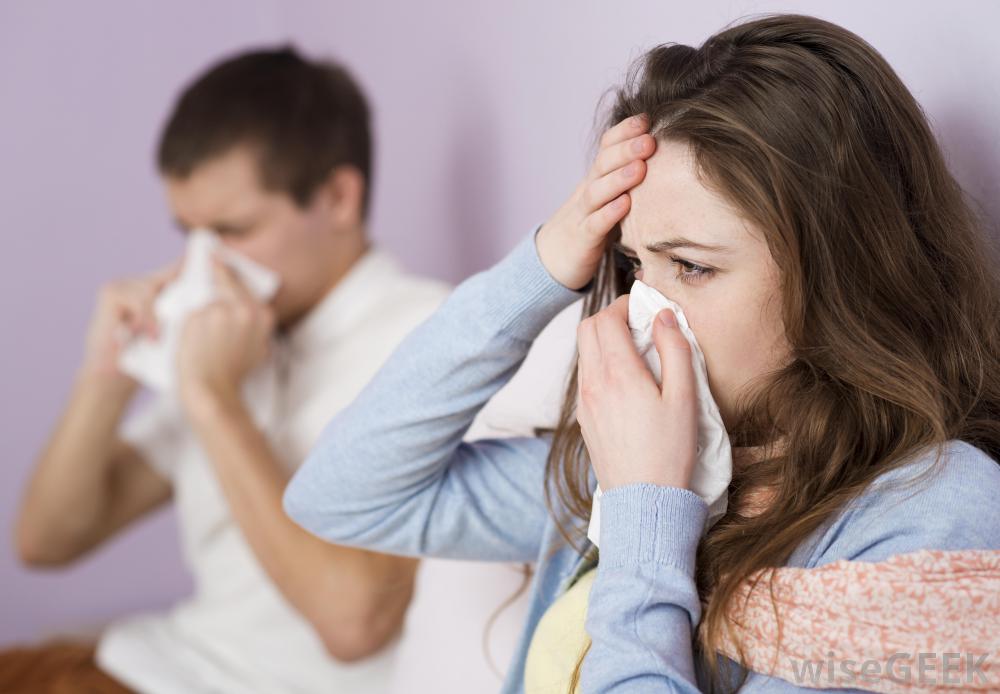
[523,567,597,694]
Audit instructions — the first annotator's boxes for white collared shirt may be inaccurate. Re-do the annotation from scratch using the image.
[97,244,454,694]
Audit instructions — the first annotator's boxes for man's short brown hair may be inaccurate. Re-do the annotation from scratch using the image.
[158,45,373,217]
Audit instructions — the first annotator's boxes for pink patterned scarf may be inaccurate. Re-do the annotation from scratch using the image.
[718,550,1000,692]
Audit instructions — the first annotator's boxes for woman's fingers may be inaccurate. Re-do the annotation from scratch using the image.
[651,309,697,404]
[582,157,647,215]
[579,120,656,219]
[576,315,601,371]
[598,114,650,151]
[582,193,631,241]
[575,317,599,424]
[578,296,653,407]
[578,153,649,241]
[590,296,652,379]
[590,133,656,181]
[534,114,652,291]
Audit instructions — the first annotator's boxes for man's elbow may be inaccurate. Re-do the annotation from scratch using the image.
[15,529,48,567]
[14,521,75,568]
[316,615,407,664]
[312,573,417,664]
[282,467,331,536]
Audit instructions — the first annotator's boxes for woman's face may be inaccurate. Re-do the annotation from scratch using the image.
[616,138,791,430]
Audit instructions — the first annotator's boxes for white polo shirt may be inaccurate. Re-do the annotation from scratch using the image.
[97,245,453,694]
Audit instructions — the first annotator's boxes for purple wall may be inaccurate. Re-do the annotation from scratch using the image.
[2,0,998,686]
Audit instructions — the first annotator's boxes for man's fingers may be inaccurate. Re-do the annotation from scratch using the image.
[108,282,158,339]
[115,293,147,334]
[155,257,183,281]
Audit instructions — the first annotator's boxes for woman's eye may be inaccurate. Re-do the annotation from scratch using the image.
[613,250,714,285]
[613,251,641,275]
[671,257,714,284]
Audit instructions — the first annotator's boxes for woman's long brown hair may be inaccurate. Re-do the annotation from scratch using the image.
[537,13,1000,693]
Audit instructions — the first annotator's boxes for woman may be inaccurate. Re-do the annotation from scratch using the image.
[284,13,1000,693]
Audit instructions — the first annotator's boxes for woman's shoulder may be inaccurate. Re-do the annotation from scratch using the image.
[858,439,1000,512]
[803,439,1000,567]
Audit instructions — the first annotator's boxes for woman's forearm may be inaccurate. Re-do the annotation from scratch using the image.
[581,483,708,692]
[284,225,586,560]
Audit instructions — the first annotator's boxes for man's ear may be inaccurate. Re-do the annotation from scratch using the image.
[316,165,365,229]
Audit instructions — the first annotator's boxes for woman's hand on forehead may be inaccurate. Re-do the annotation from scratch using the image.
[536,115,656,291]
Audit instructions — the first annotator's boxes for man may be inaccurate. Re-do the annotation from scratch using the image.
[10,46,450,693]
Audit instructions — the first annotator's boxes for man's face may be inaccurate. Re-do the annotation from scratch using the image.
[164,145,352,329]
[617,139,791,430]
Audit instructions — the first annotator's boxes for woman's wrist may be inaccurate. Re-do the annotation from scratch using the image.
[472,224,589,342]
[597,483,708,573]
[535,220,597,292]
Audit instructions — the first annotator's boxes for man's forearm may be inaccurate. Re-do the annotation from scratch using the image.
[17,369,137,562]
[184,386,418,660]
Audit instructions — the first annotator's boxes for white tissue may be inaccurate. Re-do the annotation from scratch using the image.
[587,279,732,547]
[118,229,281,393]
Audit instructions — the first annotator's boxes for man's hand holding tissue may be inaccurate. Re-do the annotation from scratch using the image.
[575,294,699,491]
[83,261,181,388]
[176,254,276,418]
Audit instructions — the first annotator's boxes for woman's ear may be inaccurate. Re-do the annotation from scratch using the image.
[316,165,365,230]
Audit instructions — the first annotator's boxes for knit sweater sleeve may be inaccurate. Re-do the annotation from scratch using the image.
[580,441,1000,692]
[283,225,587,562]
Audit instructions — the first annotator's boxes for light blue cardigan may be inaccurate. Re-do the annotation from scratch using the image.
[284,225,1000,693]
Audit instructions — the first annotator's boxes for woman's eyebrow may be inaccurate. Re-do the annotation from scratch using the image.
[614,237,734,255]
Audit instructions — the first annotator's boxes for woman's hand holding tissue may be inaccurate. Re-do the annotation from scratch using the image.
[176,255,276,417]
[576,295,699,491]
[535,114,655,291]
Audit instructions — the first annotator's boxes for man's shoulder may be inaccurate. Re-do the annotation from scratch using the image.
[368,254,453,325]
